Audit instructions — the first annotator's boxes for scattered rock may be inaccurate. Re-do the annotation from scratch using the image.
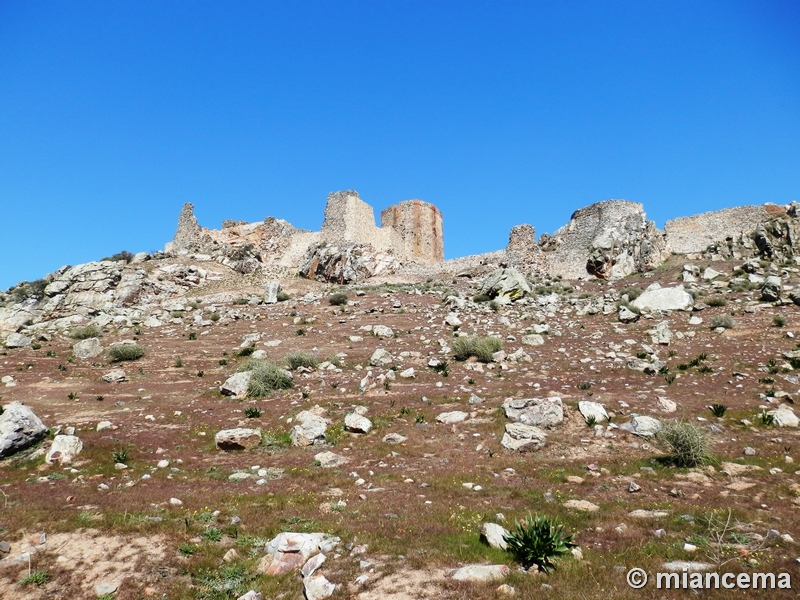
[436,411,468,424]
[762,276,782,302]
[291,411,328,447]
[578,401,608,423]
[304,574,335,600]
[481,523,510,550]
[501,423,547,452]
[315,451,350,468]
[4,332,32,348]
[768,406,799,427]
[46,434,83,464]
[620,415,663,437]
[478,268,531,300]
[72,337,103,359]
[215,428,262,450]
[344,412,372,434]
[264,281,281,304]
[502,397,563,427]
[631,283,693,312]
[101,369,126,383]
[563,499,600,512]
[451,564,510,582]
[220,372,252,398]
[618,306,639,323]
[0,402,48,458]
[369,348,393,367]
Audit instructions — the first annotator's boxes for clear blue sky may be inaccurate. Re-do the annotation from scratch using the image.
[1,1,798,290]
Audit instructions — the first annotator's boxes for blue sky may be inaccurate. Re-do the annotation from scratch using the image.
[1,0,798,290]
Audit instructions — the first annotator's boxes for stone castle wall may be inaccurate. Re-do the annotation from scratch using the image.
[665,205,780,254]
[380,199,444,264]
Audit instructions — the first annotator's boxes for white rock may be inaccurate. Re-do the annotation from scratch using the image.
[220,372,252,398]
[578,401,608,423]
[46,435,83,464]
[502,397,563,427]
[215,428,262,450]
[436,411,468,424]
[631,284,693,312]
[72,337,103,359]
[344,413,372,434]
[304,574,335,600]
[369,348,393,367]
[481,523,509,550]
[501,423,547,452]
[451,564,510,582]
[315,451,350,468]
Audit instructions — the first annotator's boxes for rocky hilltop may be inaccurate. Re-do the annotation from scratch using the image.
[1,191,800,599]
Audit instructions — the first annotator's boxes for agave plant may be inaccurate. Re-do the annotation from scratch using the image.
[503,514,577,572]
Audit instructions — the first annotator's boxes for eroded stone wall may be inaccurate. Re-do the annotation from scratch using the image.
[665,205,780,254]
[380,200,444,264]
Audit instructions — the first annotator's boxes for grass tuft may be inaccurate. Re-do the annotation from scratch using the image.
[452,335,502,362]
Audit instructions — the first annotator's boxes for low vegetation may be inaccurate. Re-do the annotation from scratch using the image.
[452,335,502,362]
[69,325,101,339]
[108,343,145,362]
[503,514,576,572]
[239,359,294,396]
[657,422,713,467]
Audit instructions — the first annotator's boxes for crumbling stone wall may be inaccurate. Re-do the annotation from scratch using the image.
[541,200,670,280]
[380,199,444,264]
[665,205,779,254]
[320,191,397,251]
[168,203,208,252]
[505,224,547,274]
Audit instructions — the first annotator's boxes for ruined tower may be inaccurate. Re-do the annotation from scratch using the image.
[380,199,444,264]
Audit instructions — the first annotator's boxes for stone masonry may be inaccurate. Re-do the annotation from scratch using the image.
[665,205,780,254]
[380,199,444,264]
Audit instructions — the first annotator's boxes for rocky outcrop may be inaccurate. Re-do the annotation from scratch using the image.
[540,200,670,280]
[0,402,48,458]
[167,203,208,252]
[298,242,401,284]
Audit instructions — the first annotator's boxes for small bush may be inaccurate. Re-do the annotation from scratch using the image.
[112,448,129,463]
[620,287,643,301]
[236,346,256,357]
[706,296,727,307]
[452,335,502,362]
[710,315,734,329]
[276,291,290,302]
[108,344,145,362]
[173,356,183,368]
[242,360,294,397]
[328,292,348,306]
[233,297,249,305]
[209,312,221,322]
[244,406,262,419]
[429,360,450,376]
[773,315,786,328]
[472,293,492,303]
[657,422,713,467]
[104,250,134,263]
[503,514,577,572]
[20,570,50,586]
[708,403,727,417]
[188,332,197,340]
[758,410,775,426]
[285,351,319,370]
[69,325,101,339]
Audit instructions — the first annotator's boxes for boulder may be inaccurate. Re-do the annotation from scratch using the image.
[620,415,663,437]
[304,575,335,600]
[618,306,639,323]
[344,412,372,434]
[265,532,340,559]
[259,551,306,575]
[72,337,103,359]
[578,401,608,423]
[372,325,394,338]
[501,423,547,452]
[649,321,673,345]
[631,283,693,312]
[478,268,531,301]
[768,406,799,427]
[481,523,510,550]
[215,428,262,450]
[451,564,510,582]
[264,281,281,304]
[0,402,48,458]
[4,333,31,348]
[45,434,83,464]
[521,334,545,346]
[101,369,126,383]
[563,499,600,512]
[436,411,468,424]
[299,241,400,284]
[502,397,563,427]
[369,348,393,367]
[761,276,782,302]
[314,451,350,468]
[291,412,328,446]
[220,372,252,398]
[302,553,326,578]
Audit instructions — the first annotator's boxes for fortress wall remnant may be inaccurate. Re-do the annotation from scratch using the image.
[380,199,444,264]
[664,205,780,254]
[168,203,206,252]
[505,224,547,274]
[320,190,399,251]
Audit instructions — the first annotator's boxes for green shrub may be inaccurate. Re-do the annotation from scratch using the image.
[239,360,294,396]
[452,335,502,362]
[243,406,263,419]
[708,403,727,417]
[233,297,249,305]
[173,356,183,368]
[472,293,491,303]
[209,312,220,322]
[9,279,48,303]
[285,351,319,370]
[503,514,577,572]
[711,315,734,329]
[773,315,786,328]
[236,346,256,357]
[706,296,727,307]
[69,325,101,339]
[20,570,50,586]
[104,250,134,263]
[657,422,713,467]
[620,287,643,301]
[328,292,348,306]
[276,291,291,302]
[108,343,145,362]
